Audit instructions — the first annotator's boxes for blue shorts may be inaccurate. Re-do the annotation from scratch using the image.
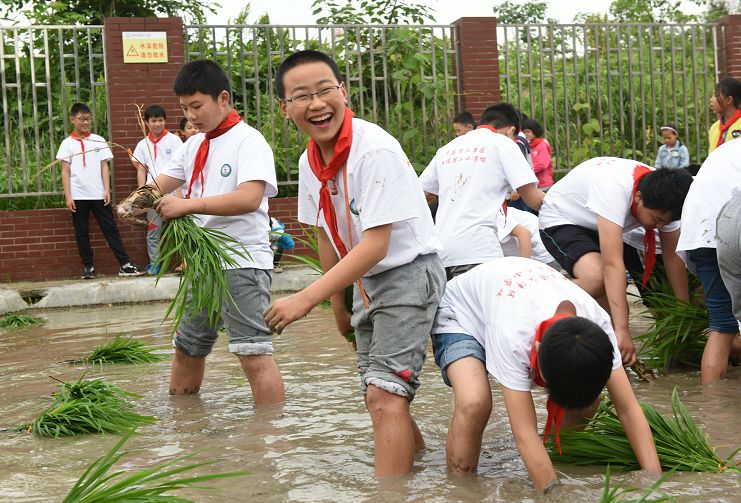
[431,332,486,387]
[687,248,739,334]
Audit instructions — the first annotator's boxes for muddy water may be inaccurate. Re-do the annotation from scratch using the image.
[0,302,738,502]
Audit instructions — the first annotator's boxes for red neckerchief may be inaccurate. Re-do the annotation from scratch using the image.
[307,107,354,258]
[477,124,497,134]
[530,312,573,455]
[186,110,241,199]
[502,200,508,217]
[529,137,544,148]
[70,131,92,167]
[629,165,656,288]
[147,129,169,161]
[717,109,741,147]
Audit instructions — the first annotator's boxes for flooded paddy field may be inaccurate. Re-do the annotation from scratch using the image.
[0,301,738,502]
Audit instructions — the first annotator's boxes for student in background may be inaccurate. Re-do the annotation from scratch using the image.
[179,117,199,140]
[452,111,476,137]
[654,124,689,169]
[709,77,741,154]
[522,118,554,189]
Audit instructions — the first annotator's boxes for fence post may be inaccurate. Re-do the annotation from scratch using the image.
[452,17,500,121]
[716,15,741,79]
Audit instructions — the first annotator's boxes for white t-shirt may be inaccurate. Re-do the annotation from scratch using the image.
[133,131,184,183]
[539,157,680,234]
[55,134,113,200]
[432,257,622,391]
[419,128,538,267]
[496,206,556,265]
[160,121,277,270]
[297,118,439,276]
[677,139,741,252]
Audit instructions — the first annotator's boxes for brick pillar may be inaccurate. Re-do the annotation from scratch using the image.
[103,17,185,269]
[452,17,500,121]
[717,15,741,80]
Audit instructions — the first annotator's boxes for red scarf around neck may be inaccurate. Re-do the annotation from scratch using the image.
[306,107,354,258]
[186,110,242,199]
[70,131,92,167]
[529,137,544,148]
[530,312,572,455]
[629,165,656,288]
[717,108,741,147]
[147,129,169,161]
[477,124,497,134]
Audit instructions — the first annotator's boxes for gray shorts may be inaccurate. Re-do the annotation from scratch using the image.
[352,253,446,400]
[174,268,274,357]
[717,188,741,323]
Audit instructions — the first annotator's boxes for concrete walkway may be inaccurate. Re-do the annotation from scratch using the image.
[0,266,319,315]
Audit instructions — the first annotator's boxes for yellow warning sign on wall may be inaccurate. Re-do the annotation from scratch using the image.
[122,32,168,63]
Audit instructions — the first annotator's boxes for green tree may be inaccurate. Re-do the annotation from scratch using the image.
[311,0,436,24]
[609,0,696,23]
[492,0,555,24]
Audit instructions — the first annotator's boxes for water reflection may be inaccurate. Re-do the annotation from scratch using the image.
[0,301,738,501]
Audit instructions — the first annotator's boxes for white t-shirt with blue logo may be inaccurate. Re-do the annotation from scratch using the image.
[161,121,278,270]
[133,131,184,184]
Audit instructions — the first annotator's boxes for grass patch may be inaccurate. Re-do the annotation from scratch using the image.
[0,313,43,329]
[76,334,166,365]
[549,388,740,473]
[62,428,248,502]
[23,375,156,438]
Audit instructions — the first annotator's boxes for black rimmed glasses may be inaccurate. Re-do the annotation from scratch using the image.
[283,84,343,106]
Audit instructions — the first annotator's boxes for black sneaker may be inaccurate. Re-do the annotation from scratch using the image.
[82,265,96,279]
[119,263,144,277]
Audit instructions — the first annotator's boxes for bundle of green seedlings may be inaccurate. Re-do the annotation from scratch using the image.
[0,313,43,329]
[23,375,156,438]
[599,465,673,503]
[548,388,739,473]
[62,428,247,502]
[286,224,356,347]
[75,334,166,365]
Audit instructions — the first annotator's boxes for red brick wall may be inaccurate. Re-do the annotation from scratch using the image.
[453,17,500,120]
[717,15,741,79]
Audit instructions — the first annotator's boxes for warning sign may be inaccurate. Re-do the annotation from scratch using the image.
[122,32,168,63]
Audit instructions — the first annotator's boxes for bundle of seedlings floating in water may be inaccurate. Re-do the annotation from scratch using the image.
[62,428,248,502]
[75,334,166,365]
[548,388,740,473]
[599,465,673,503]
[0,313,43,329]
[23,374,156,438]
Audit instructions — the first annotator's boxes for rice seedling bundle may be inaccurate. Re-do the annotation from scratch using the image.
[62,428,248,502]
[599,465,673,503]
[24,375,156,438]
[549,388,739,473]
[76,334,166,365]
[0,313,42,329]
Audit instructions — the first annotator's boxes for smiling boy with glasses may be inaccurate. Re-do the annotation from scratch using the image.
[264,50,445,477]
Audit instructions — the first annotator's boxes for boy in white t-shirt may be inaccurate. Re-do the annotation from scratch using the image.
[419,103,543,279]
[141,60,285,405]
[431,257,661,493]
[131,105,184,275]
[56,102,142,279]
[264,50,445,478]
[496,204,558,269]
[538,157,693,366]
[677,140,741,382]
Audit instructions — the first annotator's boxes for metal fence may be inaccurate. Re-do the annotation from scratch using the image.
[183,24,461,187]
[0,25,109,201]
[498,23,720,175]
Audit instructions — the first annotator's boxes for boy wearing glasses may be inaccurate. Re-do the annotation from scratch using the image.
[264,50,445,477]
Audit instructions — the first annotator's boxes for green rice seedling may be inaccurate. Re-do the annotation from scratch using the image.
[24,375,156,438]
[62,428,248,502]
[156,215,251,332]
[76,334,166,365]
[0,313,42,329]
[600,465,674,502]
[549,388,740,473]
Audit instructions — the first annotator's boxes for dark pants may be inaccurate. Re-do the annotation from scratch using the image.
[71,199,129,267]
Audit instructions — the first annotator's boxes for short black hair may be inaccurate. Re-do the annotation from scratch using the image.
[179,117,189,130]
[274,50,343,100]
[70,103,91,116]
[173,60,230,99]
[453,111,476,127]
[480,103,520,131]
[144,105,166,121]
[637,168,693,221]
[539,316,614,410]
[715,77,741,108]
[522,118,544,138]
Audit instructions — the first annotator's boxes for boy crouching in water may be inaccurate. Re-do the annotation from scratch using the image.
[432,257,660,493]
[264,50,445,477]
